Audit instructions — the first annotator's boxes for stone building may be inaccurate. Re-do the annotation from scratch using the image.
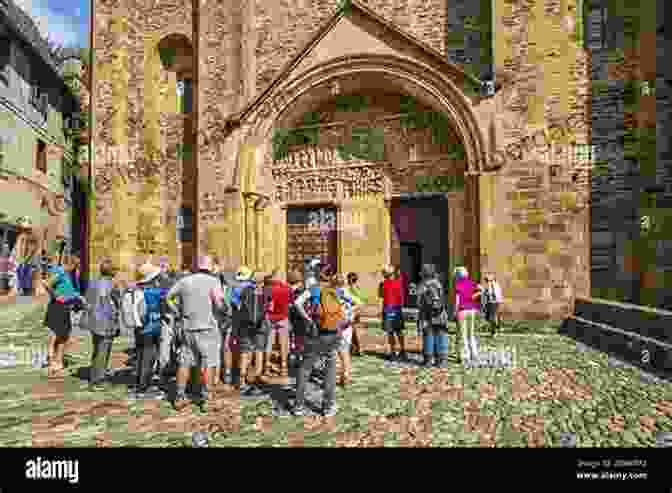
[91,0,593,320]
[587,0,671,310]
[0,0,81,262]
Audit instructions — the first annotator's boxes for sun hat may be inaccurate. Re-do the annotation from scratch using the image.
[236,266,253,281]
[139,262,161,284]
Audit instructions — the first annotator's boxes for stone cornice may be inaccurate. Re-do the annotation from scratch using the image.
[0,96,76,161]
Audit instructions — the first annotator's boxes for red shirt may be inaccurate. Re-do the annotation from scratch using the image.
[266,280,291,321]
[380,278,404,308]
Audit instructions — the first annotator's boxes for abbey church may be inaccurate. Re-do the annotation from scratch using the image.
[91,0,592,320]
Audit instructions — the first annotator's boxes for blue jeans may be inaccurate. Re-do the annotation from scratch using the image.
[423,324,449,357]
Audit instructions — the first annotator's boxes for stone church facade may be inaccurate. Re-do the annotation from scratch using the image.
[91,0,591,320]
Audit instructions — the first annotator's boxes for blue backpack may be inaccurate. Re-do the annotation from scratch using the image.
[141,287,169,336]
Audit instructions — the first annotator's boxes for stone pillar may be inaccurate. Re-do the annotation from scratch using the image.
[205,192,245,271]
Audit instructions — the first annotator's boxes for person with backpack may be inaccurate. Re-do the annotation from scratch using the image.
[130,263,169,399]
[378,265,407,362]
[156,267,182,386]
[165,256,226,411]
[230,266,267,396]
[454,266,481,364]
[84,258,121,391]
[216,265,239,387]
[263,269,291,378]
[292,268,346,417]
[417,264,450,368]
[287,270,306,366]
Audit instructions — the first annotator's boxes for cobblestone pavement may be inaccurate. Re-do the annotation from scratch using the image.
[0,300,670,447]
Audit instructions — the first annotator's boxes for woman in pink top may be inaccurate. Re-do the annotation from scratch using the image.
[454,266,480,364]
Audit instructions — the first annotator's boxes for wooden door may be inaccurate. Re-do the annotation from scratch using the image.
[286,207,338,275]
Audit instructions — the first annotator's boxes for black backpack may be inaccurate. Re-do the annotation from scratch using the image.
[234,285,265,328]
[421,280,447,325]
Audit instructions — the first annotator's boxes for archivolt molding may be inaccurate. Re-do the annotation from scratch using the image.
[241,54,490,176]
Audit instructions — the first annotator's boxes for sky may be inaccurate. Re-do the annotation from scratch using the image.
[13,0,89,49]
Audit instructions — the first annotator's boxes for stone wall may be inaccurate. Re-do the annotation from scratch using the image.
[255,0,450,96]
[587,0,671,310]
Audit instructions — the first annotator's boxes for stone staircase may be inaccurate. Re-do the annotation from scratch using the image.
[560,296,672,378]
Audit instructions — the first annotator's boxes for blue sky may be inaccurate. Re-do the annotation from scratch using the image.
[14,0,89,48]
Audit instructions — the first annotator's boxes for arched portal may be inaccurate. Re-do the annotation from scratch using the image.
[239,54,486,295]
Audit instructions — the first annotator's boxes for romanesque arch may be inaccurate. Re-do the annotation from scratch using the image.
[236,53,487,282]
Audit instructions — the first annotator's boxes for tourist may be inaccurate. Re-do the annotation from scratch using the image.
[333,273,356,386]
[479,273,503,336]
[17,247,36,295]
[131,262,168,399]
[84,258,120,391]
[417,264,450,368]
[293,268,344,416]
[454,267,480,364]
[214,259,239,386]
[287,270,306,364]
[379,265,407,361]
[157,266,182,387]
[42,256,84,378]
[166,256,226,411]
[230,266,266,396]
[346,272,366,356]
[263,269,291,378]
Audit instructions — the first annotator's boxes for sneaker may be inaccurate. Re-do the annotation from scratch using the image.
[435,358,449,369]
[243,385,266,397]
[196,399,209,413]
[292,404,309,416]
[172,394,189,412]
[322,403,338,417]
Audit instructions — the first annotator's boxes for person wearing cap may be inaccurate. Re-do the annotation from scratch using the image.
[165,255,226,411]
[229,267,266,396]
[378,264,407,362]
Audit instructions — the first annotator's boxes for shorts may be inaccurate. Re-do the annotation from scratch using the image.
[237,323,268,353]
[382,316,404,334]
[178,329,220,368]
[45,300,72,338]
[265,319,290,352]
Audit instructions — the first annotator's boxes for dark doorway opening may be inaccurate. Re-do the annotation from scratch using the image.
[400,242,422,307]
[391,194,449,307]
[286,206,338,275]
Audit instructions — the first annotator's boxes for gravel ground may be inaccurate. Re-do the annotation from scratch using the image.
[0,300,670,447]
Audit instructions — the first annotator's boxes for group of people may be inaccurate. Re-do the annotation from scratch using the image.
[40,252,503,417]
[378,263,503,366]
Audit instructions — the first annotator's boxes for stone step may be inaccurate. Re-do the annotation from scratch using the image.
[573,297,672,345]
